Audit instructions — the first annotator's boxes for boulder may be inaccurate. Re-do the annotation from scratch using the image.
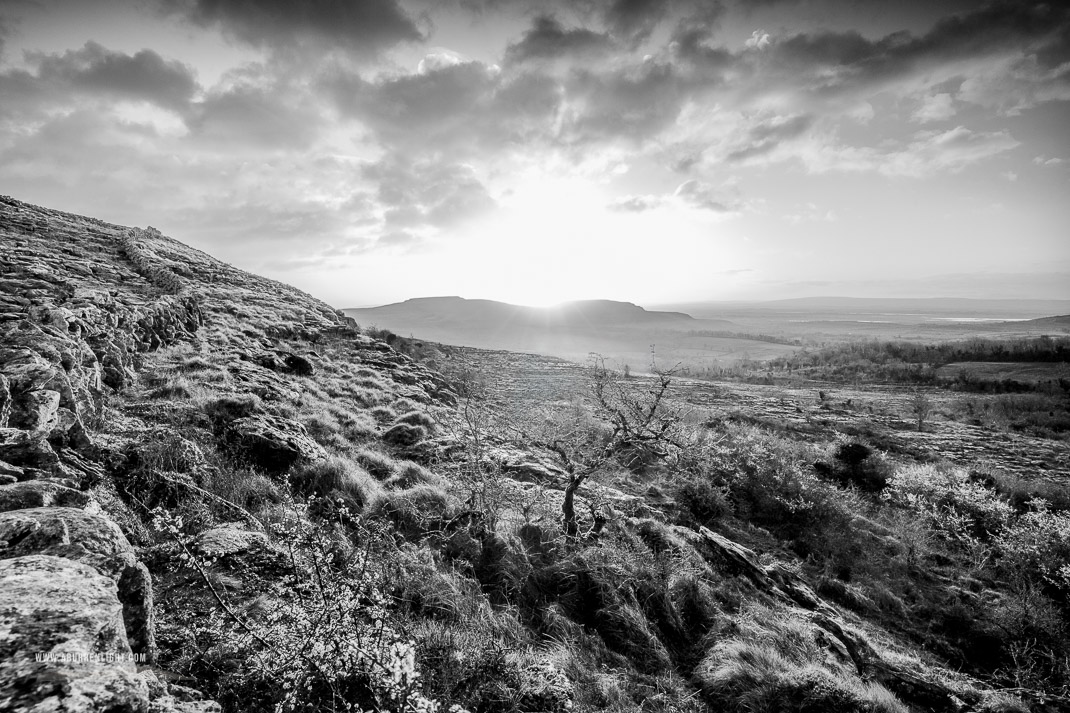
[0,480,94,512]
[226,414,326,472]
[0,507,156,661]
[282,352,314,376]
[0,427,60,471]
[0,555,152,712]
[8,388,60,431]
[194,525,286,576]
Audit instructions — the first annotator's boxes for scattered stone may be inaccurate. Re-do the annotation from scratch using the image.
[226,414,326,472]
[0,480,94,512]
[195,526,270,557]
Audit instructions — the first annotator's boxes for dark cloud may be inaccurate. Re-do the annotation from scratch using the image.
[564,60,686,143]
[186,82,324,148]
[669,2,731,67]
[163,0,422,52]
[603,0,668,44]
[328,61,560,155]
[768,1,1070,94]
[726,114,813,162]
[24,42,198,111]
[364,158,496,233]
[504,15,615,64]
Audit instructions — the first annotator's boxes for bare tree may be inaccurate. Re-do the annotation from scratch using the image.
[532,355,684,538]
[909,391,932,432]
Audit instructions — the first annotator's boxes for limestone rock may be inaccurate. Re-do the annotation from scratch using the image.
[195,526,270,557]
[0,374,10,426]
[282,351,314,376]
[0,507,156,661]
[0,458,24,480]
[226,414,326,472]
[0,427,60,472]
[0,555,151,713]
[0,480,94,512]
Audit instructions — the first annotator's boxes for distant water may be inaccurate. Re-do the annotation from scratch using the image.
[929,317,1032,322]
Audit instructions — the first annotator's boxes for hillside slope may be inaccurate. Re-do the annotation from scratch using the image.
[1,196,1063,713]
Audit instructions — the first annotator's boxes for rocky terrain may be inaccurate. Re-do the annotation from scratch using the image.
[447,347,1070,484]
[0,196,453,711]
[1,195,1066,713]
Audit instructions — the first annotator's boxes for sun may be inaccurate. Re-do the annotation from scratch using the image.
[456,175,622,305]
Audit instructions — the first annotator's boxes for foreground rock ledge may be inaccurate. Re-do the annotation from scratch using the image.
[0,554,151,712]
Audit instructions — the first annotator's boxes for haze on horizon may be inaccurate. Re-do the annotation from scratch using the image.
[1,0,1068,308]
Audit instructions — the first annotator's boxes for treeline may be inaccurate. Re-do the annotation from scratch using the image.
[686,329,803,346]
[768,335,1070,373]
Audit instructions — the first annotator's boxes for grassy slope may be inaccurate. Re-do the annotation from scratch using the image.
[3,196,1066,713]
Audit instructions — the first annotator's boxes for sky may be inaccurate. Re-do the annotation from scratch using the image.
[0,0,1068,308]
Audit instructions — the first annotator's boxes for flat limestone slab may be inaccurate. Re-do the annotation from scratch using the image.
[0,554,151,712]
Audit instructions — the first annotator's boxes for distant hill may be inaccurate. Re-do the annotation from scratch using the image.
[343,296,756,367]
[346,296,701,329]
[1024,314,1070,328]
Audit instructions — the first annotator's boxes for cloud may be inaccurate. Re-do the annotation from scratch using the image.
[608,194,661,212]
[784,202,837,224]
[329,58,567,158]
[563,60,686,144]
[504,15,615,65]
[673,179,739,212]
[16,42,199,113]
[162,0,422,53]
[364,157,497,236]
[725,113,813,162]
[185,82,325,148]
[744,29,770,50]
[808,126,1019,177]
[604,0,669,45]
[958,54,1070,115]
[1033,155,1065,166]
[738,1,1070,112]
[911,92,955,123]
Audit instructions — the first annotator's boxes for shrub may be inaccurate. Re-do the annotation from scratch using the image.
[996,503,1070,600]
[290,456,383,513]
[675,476,732,527]
[884,464,1013,542]
[990,473,1070,514]
[816,440,893,492]
[701,425,857,562]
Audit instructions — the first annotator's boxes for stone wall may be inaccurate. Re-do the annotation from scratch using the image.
[1,197,215,711]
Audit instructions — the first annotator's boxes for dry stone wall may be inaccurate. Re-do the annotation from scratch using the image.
[0,196,215,712]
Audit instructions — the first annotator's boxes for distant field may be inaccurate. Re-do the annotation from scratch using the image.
[935,361,1070,383]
